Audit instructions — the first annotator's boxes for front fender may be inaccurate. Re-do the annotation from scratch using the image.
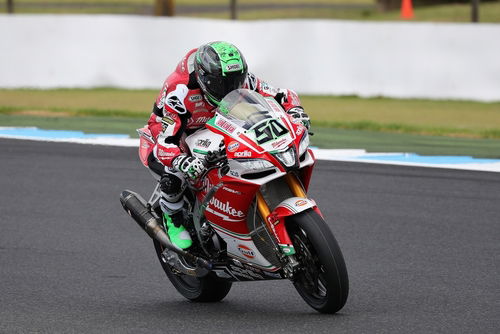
[267,197,320,256]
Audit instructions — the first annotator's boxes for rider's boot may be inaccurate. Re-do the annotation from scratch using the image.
[159,172,192,249]
[163,210,192,250]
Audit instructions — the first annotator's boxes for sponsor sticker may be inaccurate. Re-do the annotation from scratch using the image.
[196,138,212,148]
[267,99,284,114]
[226,63,242,72]
[234,150,252,158]
[157,149,176,158]
[247,73,257,90]
[227,141,240,152]
[295,199,308,207]
[237,244,255,259]
[180,56,187,72]
[296,126,305,136]
[189,94,203,102]
[223,187,241,195]
[216,118,236,133]
[271,137,288,148]
[228,265,263,280]
[161,116,175,126]
[209,197,245,218]
[202,178,214,193]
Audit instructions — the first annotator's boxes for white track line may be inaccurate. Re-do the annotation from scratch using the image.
[1,130,499,173]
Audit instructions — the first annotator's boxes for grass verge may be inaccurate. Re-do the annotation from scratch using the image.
[1,88,499,158]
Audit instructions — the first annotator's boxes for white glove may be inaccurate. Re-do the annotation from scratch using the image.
[172,155,206,180]
[287,107,310,130]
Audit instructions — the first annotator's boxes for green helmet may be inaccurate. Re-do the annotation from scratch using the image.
[194,41,248,105]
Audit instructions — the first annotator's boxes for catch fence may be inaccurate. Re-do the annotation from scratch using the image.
[1,0,376,19]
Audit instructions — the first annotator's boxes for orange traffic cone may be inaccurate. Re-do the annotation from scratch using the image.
[401,0,414,20]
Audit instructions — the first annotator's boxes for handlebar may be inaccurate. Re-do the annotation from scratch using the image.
[186,149,229,192]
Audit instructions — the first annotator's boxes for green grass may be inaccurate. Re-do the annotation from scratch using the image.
[1,88,500,158]
[2,0,500,23]
[2,89,499,138]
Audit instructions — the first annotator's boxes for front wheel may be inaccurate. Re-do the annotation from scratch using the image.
[153,240,232,302]
[287,210,349,314]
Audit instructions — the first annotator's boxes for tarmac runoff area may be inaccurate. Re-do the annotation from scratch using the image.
[1,126,500,173]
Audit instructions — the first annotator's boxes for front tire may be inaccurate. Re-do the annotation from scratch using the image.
[287,210,349,313]
[153,240,232,302]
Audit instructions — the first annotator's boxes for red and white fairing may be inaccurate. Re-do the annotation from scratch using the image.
[179,90,318,270]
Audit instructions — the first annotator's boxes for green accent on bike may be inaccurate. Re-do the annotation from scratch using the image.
[207,116,217,127]
[218,101,230,115]
[164,213,192,249]
[280,245,296,256]
[210,41,245,77]
[193,148,209,155]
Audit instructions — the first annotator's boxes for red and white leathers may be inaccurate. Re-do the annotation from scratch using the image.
[147,48,303,223]
[148,48,303,169]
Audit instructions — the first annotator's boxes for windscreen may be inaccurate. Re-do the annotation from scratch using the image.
[217,89,283,130]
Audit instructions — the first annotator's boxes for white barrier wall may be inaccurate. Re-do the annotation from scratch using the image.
[1,14,500,101]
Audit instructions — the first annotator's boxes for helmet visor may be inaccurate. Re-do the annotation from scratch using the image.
[201,71,247,103]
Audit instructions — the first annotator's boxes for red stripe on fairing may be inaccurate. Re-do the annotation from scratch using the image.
[211,224,252,241]
[237,132,263,153]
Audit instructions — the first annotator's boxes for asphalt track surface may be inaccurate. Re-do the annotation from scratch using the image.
[1,138,499,334]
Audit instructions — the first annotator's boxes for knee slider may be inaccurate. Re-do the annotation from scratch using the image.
[160,173,184,195]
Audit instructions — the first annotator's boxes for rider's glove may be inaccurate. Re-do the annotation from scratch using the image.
[172,155,206,180]
[274,91,287,106]
[287,107,310,130]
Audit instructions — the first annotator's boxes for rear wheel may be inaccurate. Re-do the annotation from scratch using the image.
[287,210,349,313]
[153,240,232,302]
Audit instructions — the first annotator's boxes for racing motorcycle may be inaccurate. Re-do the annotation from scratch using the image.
[120,89,348,314]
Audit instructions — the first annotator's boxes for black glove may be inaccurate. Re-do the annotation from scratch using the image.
[206,141,227,165]
[287,107,310,130]
[274,91,287,106]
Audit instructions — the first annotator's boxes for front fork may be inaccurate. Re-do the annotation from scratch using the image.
[256,173,319,278]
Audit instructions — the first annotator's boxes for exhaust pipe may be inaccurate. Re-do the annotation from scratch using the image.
[119,190,212,271]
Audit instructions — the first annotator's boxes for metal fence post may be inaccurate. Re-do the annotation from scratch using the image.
[230,0,237,20]
[7,0,14,13]
[471,0,480,23]
[155,0,175,16]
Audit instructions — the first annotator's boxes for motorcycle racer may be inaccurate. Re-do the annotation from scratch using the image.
[147,41,310,249]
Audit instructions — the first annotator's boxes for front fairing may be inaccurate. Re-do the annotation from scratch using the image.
[198,89,314,271]
[206,89,306,169]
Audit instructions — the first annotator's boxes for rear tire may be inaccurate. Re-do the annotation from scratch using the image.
[153,240,232,302]
[287,210,349,313]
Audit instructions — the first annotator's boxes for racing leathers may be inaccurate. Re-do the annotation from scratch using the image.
[147,48,307,249]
